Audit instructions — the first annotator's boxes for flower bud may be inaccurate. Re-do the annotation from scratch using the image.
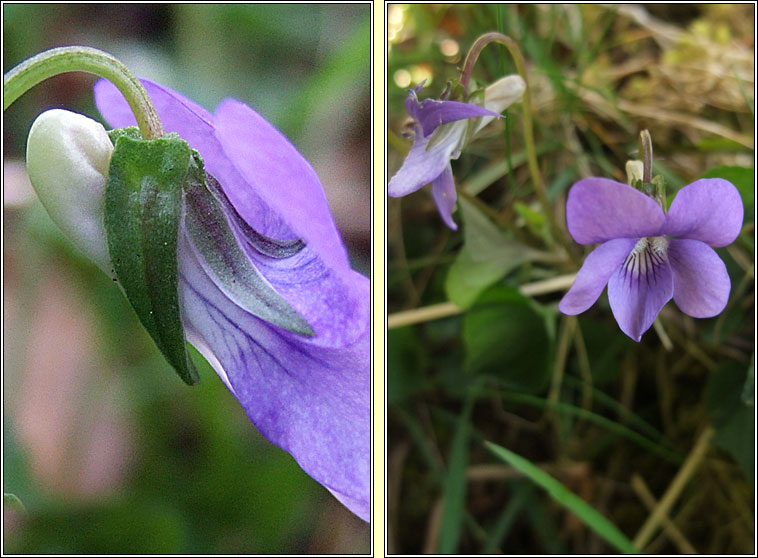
[26,109,114,272]
[484,75,526,113]
[625,160,644,185]
[475,75,526,134]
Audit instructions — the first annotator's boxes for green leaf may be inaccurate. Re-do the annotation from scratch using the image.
[446,197,536,308]
[706,361,754,477]
[105,134,199,385]
[485,441,639,554]
[699,165,754,225]
[742,356,754,406]
[463,285,551,393]
[183,157,313,337]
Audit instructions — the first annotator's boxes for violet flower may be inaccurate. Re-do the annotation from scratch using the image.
[559,177,743,341]
[388,76,525,229]
[91,79,370,520]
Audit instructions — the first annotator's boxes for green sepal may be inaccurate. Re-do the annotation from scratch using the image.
[184,154,314,337]
[105,133,199,385]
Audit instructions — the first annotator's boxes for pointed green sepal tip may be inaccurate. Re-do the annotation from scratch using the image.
[184,154,314,338]
[104,133,199,385]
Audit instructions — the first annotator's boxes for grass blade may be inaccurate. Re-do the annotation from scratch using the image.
[485,440,639,554]
[438,390,476,553]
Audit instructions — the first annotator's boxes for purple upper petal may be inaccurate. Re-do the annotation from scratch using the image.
[667,238,731,318]
[407,93,502,137]
[431,164,458,230]
[663,178,743,247]
[607,241,674,341]
[566,178,665,244]
[559,238,637,315]
[388,121,465,197]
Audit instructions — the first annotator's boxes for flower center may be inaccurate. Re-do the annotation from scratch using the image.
[622,236,669,280]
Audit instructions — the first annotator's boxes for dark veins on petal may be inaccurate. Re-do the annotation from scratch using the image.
[204,173,305,258]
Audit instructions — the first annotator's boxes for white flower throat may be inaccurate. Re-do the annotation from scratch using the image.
[622,236,669,279]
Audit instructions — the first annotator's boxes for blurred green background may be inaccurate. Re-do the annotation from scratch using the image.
[388,4,753,555]
[4,4,369,554]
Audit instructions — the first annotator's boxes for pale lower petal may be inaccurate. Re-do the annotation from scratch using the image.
[388,123,463,197]
[559,238,637,315]
[663,178,743,247]
[431,164,458,230]
[178,233,370,522]
[607,243,674,341]
[668,239,731,318]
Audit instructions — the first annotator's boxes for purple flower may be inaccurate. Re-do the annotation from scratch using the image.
[94,79,370,521]
[388,76,525,229]
[559,177,743,341]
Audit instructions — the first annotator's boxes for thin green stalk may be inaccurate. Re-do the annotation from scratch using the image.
[4,46,163,139]
[485,441,639,554]
[460,32,572,256]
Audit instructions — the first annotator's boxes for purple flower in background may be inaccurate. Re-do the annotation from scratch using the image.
[94,79,370,521]
[559,177,743,341]
[388,76,525,229]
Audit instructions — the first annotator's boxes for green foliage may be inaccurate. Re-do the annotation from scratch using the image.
[707,362,755,477]
[387,327,429,405]
[485,441,639,554]
[439,389,477,553]
[463,286,552,393]
[446,198,538,308]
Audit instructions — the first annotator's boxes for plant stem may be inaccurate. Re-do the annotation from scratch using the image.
[460,32,572,255]
[639,129,653,184]
[4,46,163,139]
[387,273,578,329]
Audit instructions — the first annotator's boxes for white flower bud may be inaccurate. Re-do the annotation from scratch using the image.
[625,160,644,185]
[475,75,527,134]
[26,109,114,272]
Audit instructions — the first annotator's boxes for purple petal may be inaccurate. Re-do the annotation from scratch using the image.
[566,178,665,244]
[388,121,465,198]
[607,240,674,341]
[663,178,743,247]
[179,233,370,522]
[412,97,502,137]
[213,99,351,278]
[94,79,292,240]
[668,238,731,317]
[431,164,458,230]
[559,238,637,315]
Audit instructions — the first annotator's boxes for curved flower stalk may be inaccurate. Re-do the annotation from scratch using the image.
[559,177,743,341]
[388,75,525,229]
[27,79,370,521]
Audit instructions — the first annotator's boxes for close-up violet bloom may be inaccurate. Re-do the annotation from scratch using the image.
[388,75,525,229]
[559,177,743,341]
[25,79,370,522]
